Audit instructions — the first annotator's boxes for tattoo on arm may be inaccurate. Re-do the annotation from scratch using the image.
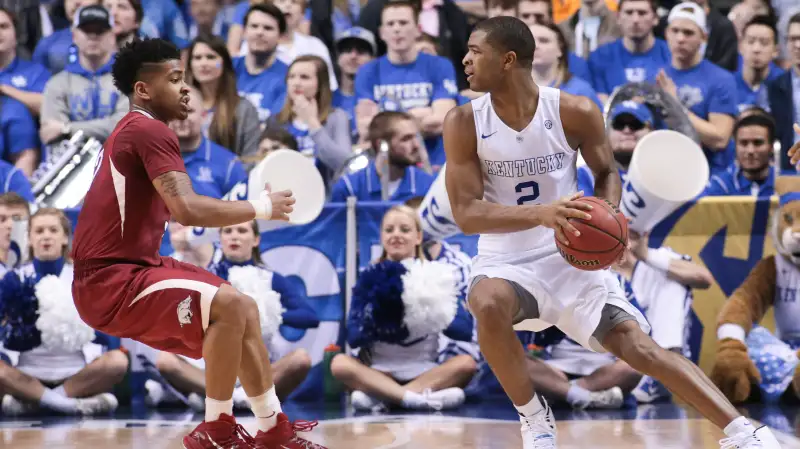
[155,172,193,198]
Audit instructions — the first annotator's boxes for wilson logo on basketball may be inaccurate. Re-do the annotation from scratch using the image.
[558,248,600,266]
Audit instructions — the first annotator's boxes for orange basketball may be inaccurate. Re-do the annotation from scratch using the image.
[555,196,628,271]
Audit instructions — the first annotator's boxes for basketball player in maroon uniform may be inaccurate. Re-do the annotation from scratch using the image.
[71,38,326,449]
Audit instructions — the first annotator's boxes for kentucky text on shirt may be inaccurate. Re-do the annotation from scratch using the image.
[373,82,436,109]
[484,153,566,178]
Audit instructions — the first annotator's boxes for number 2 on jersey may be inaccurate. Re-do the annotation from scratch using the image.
[515,181,540,205]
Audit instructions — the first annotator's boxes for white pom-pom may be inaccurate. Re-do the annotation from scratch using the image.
[401,259,459,339]
[228,266,285,339]
[35,275,95,352]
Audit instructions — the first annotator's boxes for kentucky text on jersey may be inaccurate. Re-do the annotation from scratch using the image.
[483,153,566,178]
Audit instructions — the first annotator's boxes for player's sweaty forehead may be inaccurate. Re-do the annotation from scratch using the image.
[139,59,185,81]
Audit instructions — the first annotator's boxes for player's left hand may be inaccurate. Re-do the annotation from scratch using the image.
[788,124,800,168]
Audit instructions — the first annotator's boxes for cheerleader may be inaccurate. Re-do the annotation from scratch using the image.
[151,219,319,408]
[331,205,477,411]
[0,208,128,416]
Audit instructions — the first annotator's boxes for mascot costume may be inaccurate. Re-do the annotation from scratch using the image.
[711,176,800,404]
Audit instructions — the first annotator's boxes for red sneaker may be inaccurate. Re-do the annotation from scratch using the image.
[253,413,326,449]
[183,413,257,449]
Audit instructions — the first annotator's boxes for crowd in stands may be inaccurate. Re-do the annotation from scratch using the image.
[0,0,797,417]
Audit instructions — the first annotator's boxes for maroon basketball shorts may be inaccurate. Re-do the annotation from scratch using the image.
[73,257,228,359]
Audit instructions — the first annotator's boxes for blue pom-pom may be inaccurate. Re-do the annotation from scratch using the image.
[0,271,42,351]
[351,261,410,344]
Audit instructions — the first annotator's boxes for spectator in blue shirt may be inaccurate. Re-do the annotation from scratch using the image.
[735,16,784,113]
[169,87,247,199]
[658,2,738,174]
[331,111,434,202]
[233,3,289,123]
[589,0,671,103]
[703,112,775,197]
[33,0,96,74]
[577,101,653,194]
[354,0,458,163]
[0,96,39,178]
[333,27,376,145]
[186,0,230,40]
[530,23,602,109]
[103,0,145,48]
[0,8,50,116]
[0,159,33,201]
[139,0,190,49]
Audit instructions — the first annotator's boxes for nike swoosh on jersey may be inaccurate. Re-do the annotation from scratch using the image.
[481,131,497,139]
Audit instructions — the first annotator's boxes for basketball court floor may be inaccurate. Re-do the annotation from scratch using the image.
[3,401,800,448]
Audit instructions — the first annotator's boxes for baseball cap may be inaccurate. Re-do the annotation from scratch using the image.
[73,5,114,32]
[610,101,653,125]
[335,27,377,55]
[668,2,707,34]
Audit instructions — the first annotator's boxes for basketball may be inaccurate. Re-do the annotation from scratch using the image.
[555,196,628,271]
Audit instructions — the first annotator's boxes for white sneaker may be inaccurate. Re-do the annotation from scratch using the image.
[75,393,118,415]
[423,388,466,411]
[520,397,557,449]
[720,426,782,448]
[588,387,624,409]
[1,395,38,416]
[351,390,385,411]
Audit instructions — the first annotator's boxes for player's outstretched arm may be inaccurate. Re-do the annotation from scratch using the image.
[153,171,295,227]
[561,94,622,207]
[443,105,591,236]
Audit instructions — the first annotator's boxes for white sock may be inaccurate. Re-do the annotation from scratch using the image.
[515,393,544,417]
[39,388,78,413]
[53,385,68,397]
[205,397,233,422]
[400,391,427,408]
[565,382,592,408]
[249,386,281,432]
[724,416,756,437]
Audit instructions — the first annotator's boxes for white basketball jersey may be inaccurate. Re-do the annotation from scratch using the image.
[472,87,578,257]
[774,255,800,340]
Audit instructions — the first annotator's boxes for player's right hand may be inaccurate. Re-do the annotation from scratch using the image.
[538,191,593,245]
[265,183,295,221]
[789,124,800,168]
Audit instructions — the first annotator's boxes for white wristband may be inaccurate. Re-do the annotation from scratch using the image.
[717,323,746,343]
[644,249,672,273]
[248,196,272,220]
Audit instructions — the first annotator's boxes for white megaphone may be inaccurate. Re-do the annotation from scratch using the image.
[417,163,462,240]
[620,130,709,233]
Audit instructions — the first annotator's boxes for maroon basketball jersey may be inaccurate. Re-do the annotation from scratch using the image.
[72,111,187,266]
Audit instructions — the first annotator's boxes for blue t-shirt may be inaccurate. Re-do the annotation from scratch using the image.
[332,90,358,143]
[577,165,628,195]
[734,65,784,113]
[664,60,738,172]
[233,56,289,123]
[182,136,248,199]
[285,120,315,158]
[703,164,774,197]
[330,160,435,202]
[559,76,602,109]
[0,57,50,93]
[567,52,591,84]
[32,28,76,74]
[0,159,33,201]
[589,39,671,95]
[0,96,39,164]
[140,0,190,49]
[354,52,459,111]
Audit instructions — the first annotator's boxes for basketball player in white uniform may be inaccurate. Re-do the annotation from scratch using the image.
[443,17,782,449]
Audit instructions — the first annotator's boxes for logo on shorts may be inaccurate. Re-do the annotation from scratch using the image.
[178,296,193,327]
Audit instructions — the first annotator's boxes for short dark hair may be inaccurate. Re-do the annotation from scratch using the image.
[734,113,776,144]
[381,0,419,24]
[259,125,298,152]
[244,3,287,34]
[368,111,415,150]
[0,192,28,210]
[474,16,536,67]
[790,13,800,30]
[0,7,17,32]
[485,0,518,12]
[742,15,778,43]
[112,38,181,96]
[617,0,657,15]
